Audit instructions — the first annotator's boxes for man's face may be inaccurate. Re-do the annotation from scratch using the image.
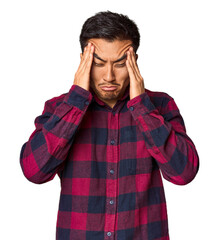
[88,38,133,108]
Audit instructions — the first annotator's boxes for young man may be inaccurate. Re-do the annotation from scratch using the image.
[20,11,199,240]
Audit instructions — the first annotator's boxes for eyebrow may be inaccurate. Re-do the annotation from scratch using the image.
[93,53,127,63]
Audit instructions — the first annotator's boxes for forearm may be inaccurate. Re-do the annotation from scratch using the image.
[20,85,93,184]
[127,92,199,185]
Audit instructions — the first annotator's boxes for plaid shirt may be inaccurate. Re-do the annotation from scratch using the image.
[20,84,199,240]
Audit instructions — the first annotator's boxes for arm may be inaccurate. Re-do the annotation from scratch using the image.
[20,85,93,184]
[127,92,199,185]
[126,47,199,185]
[20,43,95,184]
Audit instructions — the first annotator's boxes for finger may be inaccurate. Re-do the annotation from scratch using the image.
[78,43,93,71]
[126,50,134,69]
[80,44,94,74]
[126,52,138,80]
[129,48,142,78]
[128,48,143,81]
[84,45,94,70]
[127,51,138,76]
[81,43,92,62]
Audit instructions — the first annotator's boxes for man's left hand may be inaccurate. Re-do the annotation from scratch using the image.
[126,47,145,100]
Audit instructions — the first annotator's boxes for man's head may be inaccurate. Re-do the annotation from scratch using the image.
[79,11,140,53]
[79,11,140,108]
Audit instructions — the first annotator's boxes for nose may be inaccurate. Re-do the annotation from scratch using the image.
[103,65,115,82]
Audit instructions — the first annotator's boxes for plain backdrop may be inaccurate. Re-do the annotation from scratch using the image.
[1,0,218,239]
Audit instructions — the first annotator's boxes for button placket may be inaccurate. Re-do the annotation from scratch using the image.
[105,111,118,238]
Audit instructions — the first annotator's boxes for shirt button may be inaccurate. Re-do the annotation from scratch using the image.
[85,101,89,106]
[110,169,114,175]
[109,200,114,205]
[130,106,134,111]
[107,232,112,237]
[110,140,115,145]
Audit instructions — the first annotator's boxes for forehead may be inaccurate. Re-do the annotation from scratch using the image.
[88,38,132,61]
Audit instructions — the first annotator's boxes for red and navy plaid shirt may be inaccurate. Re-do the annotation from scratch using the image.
[20,84,199,240]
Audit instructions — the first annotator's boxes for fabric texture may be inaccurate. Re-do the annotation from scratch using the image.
[20,84,199,240]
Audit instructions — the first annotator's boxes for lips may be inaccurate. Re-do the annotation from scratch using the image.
[100,86,117,91]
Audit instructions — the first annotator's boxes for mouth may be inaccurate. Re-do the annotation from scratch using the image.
[100,86,118,91]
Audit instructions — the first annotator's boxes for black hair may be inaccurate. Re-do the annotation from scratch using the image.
[79,11,140,53]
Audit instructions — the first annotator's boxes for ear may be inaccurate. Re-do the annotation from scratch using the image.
[135,53,138,61]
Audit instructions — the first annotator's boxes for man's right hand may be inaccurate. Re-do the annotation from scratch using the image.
[73,42,94,91]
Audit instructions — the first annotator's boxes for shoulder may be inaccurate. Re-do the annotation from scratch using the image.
[145,89,174,108]
[145,89,182,122]
[46,92,67,107]
[43,92,68,113]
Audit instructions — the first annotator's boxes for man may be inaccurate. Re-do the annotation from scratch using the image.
[20,11,199,240]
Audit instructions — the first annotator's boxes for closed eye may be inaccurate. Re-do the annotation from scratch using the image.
[93,61,126,68]
[115,62,126,68]
[93,62,104,67]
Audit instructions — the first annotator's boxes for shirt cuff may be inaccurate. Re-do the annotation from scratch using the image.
[64,85,93,110]
[127,92,156,119]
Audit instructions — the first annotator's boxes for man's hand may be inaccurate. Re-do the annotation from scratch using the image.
[73,42,94,91]
[126,47,145,100]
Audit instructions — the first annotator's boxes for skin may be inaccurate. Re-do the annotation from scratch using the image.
[73,38,145,108]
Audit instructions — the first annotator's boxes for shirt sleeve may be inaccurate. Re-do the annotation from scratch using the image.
[127,91,199,185]
[20,85,93,184]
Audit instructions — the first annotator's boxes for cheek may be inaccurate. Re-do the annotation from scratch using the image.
[90,68,99,88]
[91,67,103,81]
[114,68,129,81]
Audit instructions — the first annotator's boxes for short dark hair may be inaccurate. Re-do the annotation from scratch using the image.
[79,11,140,53]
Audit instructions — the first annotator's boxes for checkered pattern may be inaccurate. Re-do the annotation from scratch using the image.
[20,84,199,240]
